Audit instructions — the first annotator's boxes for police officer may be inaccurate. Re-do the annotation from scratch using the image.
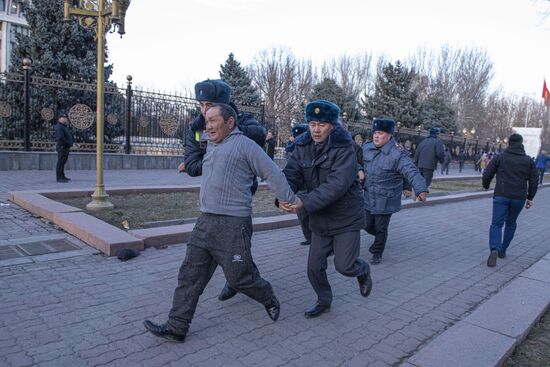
[414,127,445,187]
[281,100,372,319]
[363,118,429,264]
[55,113,73,183]
[285,123,311,245]
[178,79,266,302]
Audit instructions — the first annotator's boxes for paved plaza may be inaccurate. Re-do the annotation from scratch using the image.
[0,168,549,366]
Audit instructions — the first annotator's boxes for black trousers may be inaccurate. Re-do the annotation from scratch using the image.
[459,161,464,172]
[167,213,274,334]
[308,231,368,306]
[298,208,312,242]
[419,168,434,187]
[365,210,393,255]
[56,147,70,179]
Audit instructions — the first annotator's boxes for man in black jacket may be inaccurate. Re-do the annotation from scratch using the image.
[177,79,266,301]
[55,113,73,183]
[264,130,276,160]
[414,128,444,187]
[483,133,539,267]
[281,100,372,319]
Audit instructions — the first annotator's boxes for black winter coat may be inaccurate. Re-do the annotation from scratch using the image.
[414,135,444,170]
[55,123,73,150]
[184,109,266,177]
[482,143,539,200]
[283,125,365,236]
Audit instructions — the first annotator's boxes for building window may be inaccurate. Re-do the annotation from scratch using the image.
[9,1,19,16]
[0,1,5,12]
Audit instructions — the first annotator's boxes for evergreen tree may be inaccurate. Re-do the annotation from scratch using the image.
[418,96,457,133]
[311,78,360,120]
[360,61,419,127]
[1,0,121,143]
[219,53,261,106]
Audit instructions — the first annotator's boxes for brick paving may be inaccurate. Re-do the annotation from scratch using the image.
[0,168,549,366]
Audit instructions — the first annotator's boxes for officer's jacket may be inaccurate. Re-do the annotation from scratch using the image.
[414,135,445,170]
[363,138,428,215]
[283,125,365,236]
[184,109,265,177]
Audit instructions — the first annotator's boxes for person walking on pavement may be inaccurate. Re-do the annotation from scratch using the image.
[363,118,429,265]
[441,148,452,175]
[55,113,73,183]
[414,127,444,187]
[264,129,276,160]
[285,123,312,246]
[483,133,539,267]
[280,100,373,319]
[144,104,301,343]
[177,79,266,303]
[458,149,467,173]
[535,150,550,185]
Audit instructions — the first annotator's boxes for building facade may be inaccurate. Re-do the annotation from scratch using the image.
[0,0,29,72]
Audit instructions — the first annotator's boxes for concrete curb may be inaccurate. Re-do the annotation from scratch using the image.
[405,256,550,367]
[8,184,549,257]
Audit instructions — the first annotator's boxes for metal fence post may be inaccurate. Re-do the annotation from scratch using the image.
[260,101,265,125]
[125,75,132,154]
[23,58,32,151]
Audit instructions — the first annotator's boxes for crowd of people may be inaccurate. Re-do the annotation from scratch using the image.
[138,78,544,344]
[51,78,544,344]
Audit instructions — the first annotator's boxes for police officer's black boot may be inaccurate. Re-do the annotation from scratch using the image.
[143,320,186,343]
[304,303,330,318]
[265,296,280,321]
[218,283,238,301]
[357,268,373,298]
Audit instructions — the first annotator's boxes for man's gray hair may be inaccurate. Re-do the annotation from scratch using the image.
[211,103,237,127]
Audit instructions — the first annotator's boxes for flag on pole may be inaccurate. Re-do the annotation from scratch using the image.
[543,80,550,106]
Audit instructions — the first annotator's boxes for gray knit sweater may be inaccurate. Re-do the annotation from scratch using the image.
[200,129,297,217]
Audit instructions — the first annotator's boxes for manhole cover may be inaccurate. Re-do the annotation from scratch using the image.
[15,239,80,256]
[0,246,23,260]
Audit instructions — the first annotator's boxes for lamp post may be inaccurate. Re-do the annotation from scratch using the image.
[64,0,131,210]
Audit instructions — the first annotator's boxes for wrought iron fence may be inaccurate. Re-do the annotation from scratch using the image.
[0,72,264,155]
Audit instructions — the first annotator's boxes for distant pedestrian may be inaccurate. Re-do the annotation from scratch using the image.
[55,113,73,183]
[143,104,300,343]
[363,118,428,264]
[535,150,550,185]
[474,151,483,172]
[441,148,452,175]
[482,133,538,267]
[458,149,467,173]
[281,100,373,319]
[478,153,489,173]
[264,129,276,160]
[414,127,444,187]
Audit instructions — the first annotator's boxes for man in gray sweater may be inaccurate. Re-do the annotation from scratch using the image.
[144,103,301,343]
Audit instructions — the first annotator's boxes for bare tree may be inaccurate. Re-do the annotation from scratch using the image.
[248,47,314,145]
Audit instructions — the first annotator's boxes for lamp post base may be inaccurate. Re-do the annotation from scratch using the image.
[86,187,114,211]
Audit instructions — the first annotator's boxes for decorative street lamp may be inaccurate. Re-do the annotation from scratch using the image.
[64,0,131,210]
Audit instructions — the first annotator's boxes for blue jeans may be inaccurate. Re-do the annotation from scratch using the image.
[539,168,546,185]
[489,196,525,252]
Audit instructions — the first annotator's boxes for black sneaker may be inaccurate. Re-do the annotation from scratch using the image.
[487,250,498,267]
[371,253,382,265]
[56,178,69,183]
[265,296,280,321]
[300,240,311,246]
[143,320,185,343]
[498,250,506,259]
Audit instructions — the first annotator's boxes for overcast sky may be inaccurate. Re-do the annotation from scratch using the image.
[106,0,550,100]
